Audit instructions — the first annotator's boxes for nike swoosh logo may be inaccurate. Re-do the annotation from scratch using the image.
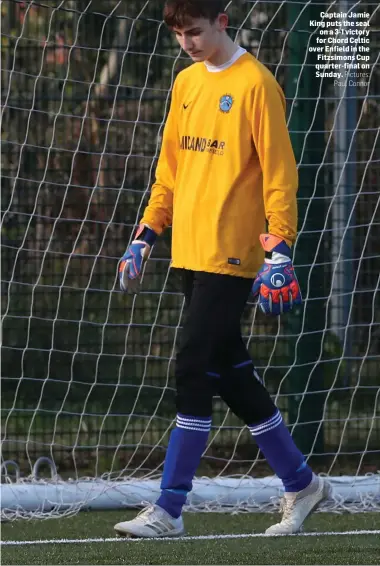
[183,103,190,109]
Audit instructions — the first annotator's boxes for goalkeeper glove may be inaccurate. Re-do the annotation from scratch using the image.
[252,234,302,316]
[119,224,157,294]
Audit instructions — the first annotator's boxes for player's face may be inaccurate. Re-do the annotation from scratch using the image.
[173,15,228,62]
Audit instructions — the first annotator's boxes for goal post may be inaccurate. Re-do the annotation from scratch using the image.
[1,0,379,520]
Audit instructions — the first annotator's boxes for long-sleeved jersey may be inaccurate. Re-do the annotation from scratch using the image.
[141,51,298,278]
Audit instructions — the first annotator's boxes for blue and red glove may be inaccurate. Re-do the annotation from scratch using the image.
[252,234,302,315]
[119,225,157,294]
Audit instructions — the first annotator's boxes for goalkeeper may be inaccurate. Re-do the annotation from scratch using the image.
[115,0,330,538]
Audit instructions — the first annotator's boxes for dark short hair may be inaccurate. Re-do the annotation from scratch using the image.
[163,0,225,28]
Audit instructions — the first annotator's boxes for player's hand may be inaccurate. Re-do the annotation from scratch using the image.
[119,225,157,294]
[251,234,302,316]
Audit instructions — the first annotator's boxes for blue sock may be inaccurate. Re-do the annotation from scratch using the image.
[249,410,313,492]
[156,414,211,518]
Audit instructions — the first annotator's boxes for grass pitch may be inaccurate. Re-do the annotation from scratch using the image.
[1,511,379,565]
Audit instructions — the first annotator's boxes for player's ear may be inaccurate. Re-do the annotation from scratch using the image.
[216,13,228,31]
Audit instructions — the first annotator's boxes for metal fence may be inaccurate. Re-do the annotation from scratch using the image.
[1,1,379,477]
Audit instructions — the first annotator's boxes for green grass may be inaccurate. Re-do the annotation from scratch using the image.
[2,512,379,565]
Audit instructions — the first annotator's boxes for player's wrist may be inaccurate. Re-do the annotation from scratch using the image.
[265,251,291,265]
[133,224,157,247]
[259,233,292,260]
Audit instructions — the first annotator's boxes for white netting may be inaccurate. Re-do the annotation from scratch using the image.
[1,0,379,520]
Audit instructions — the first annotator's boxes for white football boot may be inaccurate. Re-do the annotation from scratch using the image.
[114,504,185,538]
[265,475,331,535]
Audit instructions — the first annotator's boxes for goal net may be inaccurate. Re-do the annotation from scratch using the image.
[1,0,379,520]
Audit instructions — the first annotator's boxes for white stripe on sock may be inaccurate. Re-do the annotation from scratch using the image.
[249,415,282,436]
[249,410,281,431]
[176,423,211,432]
[249,411,282,435]
[250,417,282,436]
[176,416,212,426]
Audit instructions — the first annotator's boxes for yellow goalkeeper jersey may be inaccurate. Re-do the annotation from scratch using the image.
[141,51,298,278]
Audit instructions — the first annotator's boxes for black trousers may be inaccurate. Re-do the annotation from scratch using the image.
[175,269,276,424]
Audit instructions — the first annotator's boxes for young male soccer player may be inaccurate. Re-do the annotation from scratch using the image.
[114,0,330,538]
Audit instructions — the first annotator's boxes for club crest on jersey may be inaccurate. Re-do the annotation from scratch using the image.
[219,94,234,113]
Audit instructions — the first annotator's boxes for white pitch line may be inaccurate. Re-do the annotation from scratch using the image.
[2,530,380,546]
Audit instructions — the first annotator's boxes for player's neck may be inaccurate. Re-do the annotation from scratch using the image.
[205,35,239,67]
